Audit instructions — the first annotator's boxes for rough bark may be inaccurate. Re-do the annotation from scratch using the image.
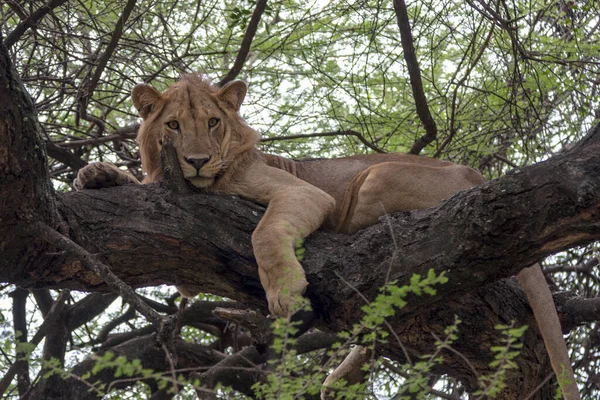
[0,37,58,264]
[7,126,596,320]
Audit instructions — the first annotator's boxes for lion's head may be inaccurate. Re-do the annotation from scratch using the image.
[131,74,260,188]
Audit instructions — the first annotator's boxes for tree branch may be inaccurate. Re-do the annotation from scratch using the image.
[34,222,166,329]
[57,124,140,149]
[393,0,438,155]
[0,291,69,398]
[76,0,137,132]
[45,140,88,171]
[2,123,597,394]
[3,0,68,49]
[261,129,386,153]
[218,0,267,86]
[10,288,30,397]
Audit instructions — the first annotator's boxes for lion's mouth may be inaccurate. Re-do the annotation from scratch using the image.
[185,175,215,188]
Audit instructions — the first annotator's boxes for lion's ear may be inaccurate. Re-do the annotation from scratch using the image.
[218,80,247,111]
[132,84,161,119]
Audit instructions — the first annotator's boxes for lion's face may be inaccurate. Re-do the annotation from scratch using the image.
[132,75,260,187]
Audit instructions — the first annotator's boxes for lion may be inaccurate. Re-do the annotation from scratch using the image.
[74,74,579,399]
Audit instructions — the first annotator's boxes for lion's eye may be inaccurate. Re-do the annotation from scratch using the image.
[166,120,179,130]
[208,118,219,128]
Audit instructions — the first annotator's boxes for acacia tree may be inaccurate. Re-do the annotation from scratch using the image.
[1,0,600,399]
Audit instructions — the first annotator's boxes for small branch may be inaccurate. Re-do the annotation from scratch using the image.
[294,331,339,355]
[58,124,139,149]
[218,0,268,86]
[213,308,272,345]
[192,346,267,398]
[393,0,438,155]
[544,257,599,274]
[45,140,88,171]
[261,130,386,153]
[68,293,119,331]
[96,306,137,344]
[31,289,54,317]
[492,153,519,169]
[562,297,600,325]
[34,222,164,328]
[3,0,68,49]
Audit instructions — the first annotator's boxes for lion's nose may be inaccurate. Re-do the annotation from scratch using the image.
[184,156,211,172]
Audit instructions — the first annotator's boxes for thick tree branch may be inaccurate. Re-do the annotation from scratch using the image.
[0,291,69,398]
[393,0,438,155]
[2,124,598,395]
[17,125,597,318]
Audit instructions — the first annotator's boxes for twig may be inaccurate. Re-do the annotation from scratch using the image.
[260,129,386,153]
[218,0,267,86]
[3,0,68,49]
[492,153,519,169]
[392,0,438,155]
[58,124,140,149]
[434,21,495,158]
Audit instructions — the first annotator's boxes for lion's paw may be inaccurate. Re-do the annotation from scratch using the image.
[74,162,138,190]
[266,278,308,318]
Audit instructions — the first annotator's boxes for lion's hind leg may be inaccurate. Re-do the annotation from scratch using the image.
[336,162,482,234]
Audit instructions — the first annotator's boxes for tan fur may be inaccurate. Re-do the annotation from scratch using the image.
[75,75,578,399]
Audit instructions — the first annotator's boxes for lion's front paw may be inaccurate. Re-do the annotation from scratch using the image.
[74,162,139,190]
[265,277,308,317]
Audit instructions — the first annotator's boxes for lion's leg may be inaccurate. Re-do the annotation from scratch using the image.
[240,165,335,317]
[517,264,580,400]
[338,162,479,233]
[74,162,140,190]
[252,186,335,316]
